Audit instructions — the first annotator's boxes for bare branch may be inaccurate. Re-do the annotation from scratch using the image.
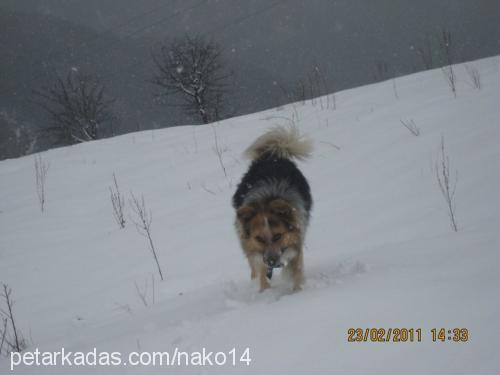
[200,182,216,196]
[129,193,164,281]
[0,317,7,356]
[34,155,50,212]
[464,64,481,90]
[210,123,228,180]
[439,29,457,98]
[319,141,341,151]
[134,281,148,307]
[400,119,421,136]
[435,136,459,231]
[1,284,26,353]
[110,173,126,228]
[151,274,156,305]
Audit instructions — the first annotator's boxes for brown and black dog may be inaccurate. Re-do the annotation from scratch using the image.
[232,126,312,291]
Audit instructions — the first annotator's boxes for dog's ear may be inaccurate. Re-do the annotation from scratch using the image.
[269,199,293,218]
[236,205,256,223]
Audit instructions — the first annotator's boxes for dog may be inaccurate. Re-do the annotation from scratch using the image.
[232,126,313,292]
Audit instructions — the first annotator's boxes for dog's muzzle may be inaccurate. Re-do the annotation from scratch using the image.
[263,252,282,269]
[265,247,293,266]
[264,248,296,280]
[264,253,282,280]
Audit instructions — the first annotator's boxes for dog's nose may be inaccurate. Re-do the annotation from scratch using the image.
[264,253,280,268]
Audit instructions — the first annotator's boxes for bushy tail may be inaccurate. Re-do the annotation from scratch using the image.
[244,126,313,161]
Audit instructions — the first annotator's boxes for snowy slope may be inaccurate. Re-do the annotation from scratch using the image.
[1,56,500,374]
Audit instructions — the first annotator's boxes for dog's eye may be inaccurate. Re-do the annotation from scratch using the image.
[255,236,266,244]
[272,233,282,242]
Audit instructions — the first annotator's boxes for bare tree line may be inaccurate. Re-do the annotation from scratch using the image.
[6,26,481,163]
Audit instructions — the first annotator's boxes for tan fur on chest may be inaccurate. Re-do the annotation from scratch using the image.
[235,199,304,291]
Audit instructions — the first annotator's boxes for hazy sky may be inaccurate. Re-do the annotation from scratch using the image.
[2,0,499,145]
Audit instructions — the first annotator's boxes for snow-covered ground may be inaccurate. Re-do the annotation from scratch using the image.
[1,56,499,374]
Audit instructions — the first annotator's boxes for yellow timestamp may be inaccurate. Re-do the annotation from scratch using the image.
[347,328,469,343]
[431,328,469,342]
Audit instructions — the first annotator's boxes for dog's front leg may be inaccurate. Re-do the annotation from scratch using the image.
[288,250,304,291]
[247,256,257,280]
[258,262,270,291]
[249,254,269,291]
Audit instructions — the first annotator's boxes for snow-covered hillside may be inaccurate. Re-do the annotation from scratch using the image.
[1,57,499,374]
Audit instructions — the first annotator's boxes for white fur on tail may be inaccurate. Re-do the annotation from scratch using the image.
[244,126,313,161]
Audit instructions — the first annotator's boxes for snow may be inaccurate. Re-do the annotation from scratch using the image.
[1,56,500,374]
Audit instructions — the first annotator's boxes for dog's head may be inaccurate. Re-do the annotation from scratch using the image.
[236,199,300,267]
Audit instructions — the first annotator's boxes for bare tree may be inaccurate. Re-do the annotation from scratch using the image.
[294,80,307,105]
[151,274,156,305]
[150,35,231,124]
[372,61,399,99]
[1,284,26,354]
[465,64,481,90]
[392,76,399,100]
[416,34,436,70]
[134,281,149,307]
[400,119,421,136]
[133,275,156,307]
[313,65,335,110]
[210,123,228,181]
[441,65,457,98]
[278,65,335,110]
[435,137,459,232]
[34,155,49,212]
[0,317,7,356]
[110,173,126,228]
[129,194,164,281]
[35,70,115,145]
[439,30,457,97]
[373,60,390,82]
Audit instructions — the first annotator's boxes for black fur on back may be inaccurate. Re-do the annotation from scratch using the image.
[232,152,312,213]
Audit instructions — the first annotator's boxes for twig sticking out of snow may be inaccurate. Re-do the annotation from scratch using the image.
[435,137,459,232]
[400,119,421,136]
[465,64,481,90]
[0,284,27,354]
[34,155,49,212]
[130,193,164,281]
[110,173,126,229]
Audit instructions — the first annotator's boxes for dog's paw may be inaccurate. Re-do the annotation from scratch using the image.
[259,283,270,293]
[292,284,303,292]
